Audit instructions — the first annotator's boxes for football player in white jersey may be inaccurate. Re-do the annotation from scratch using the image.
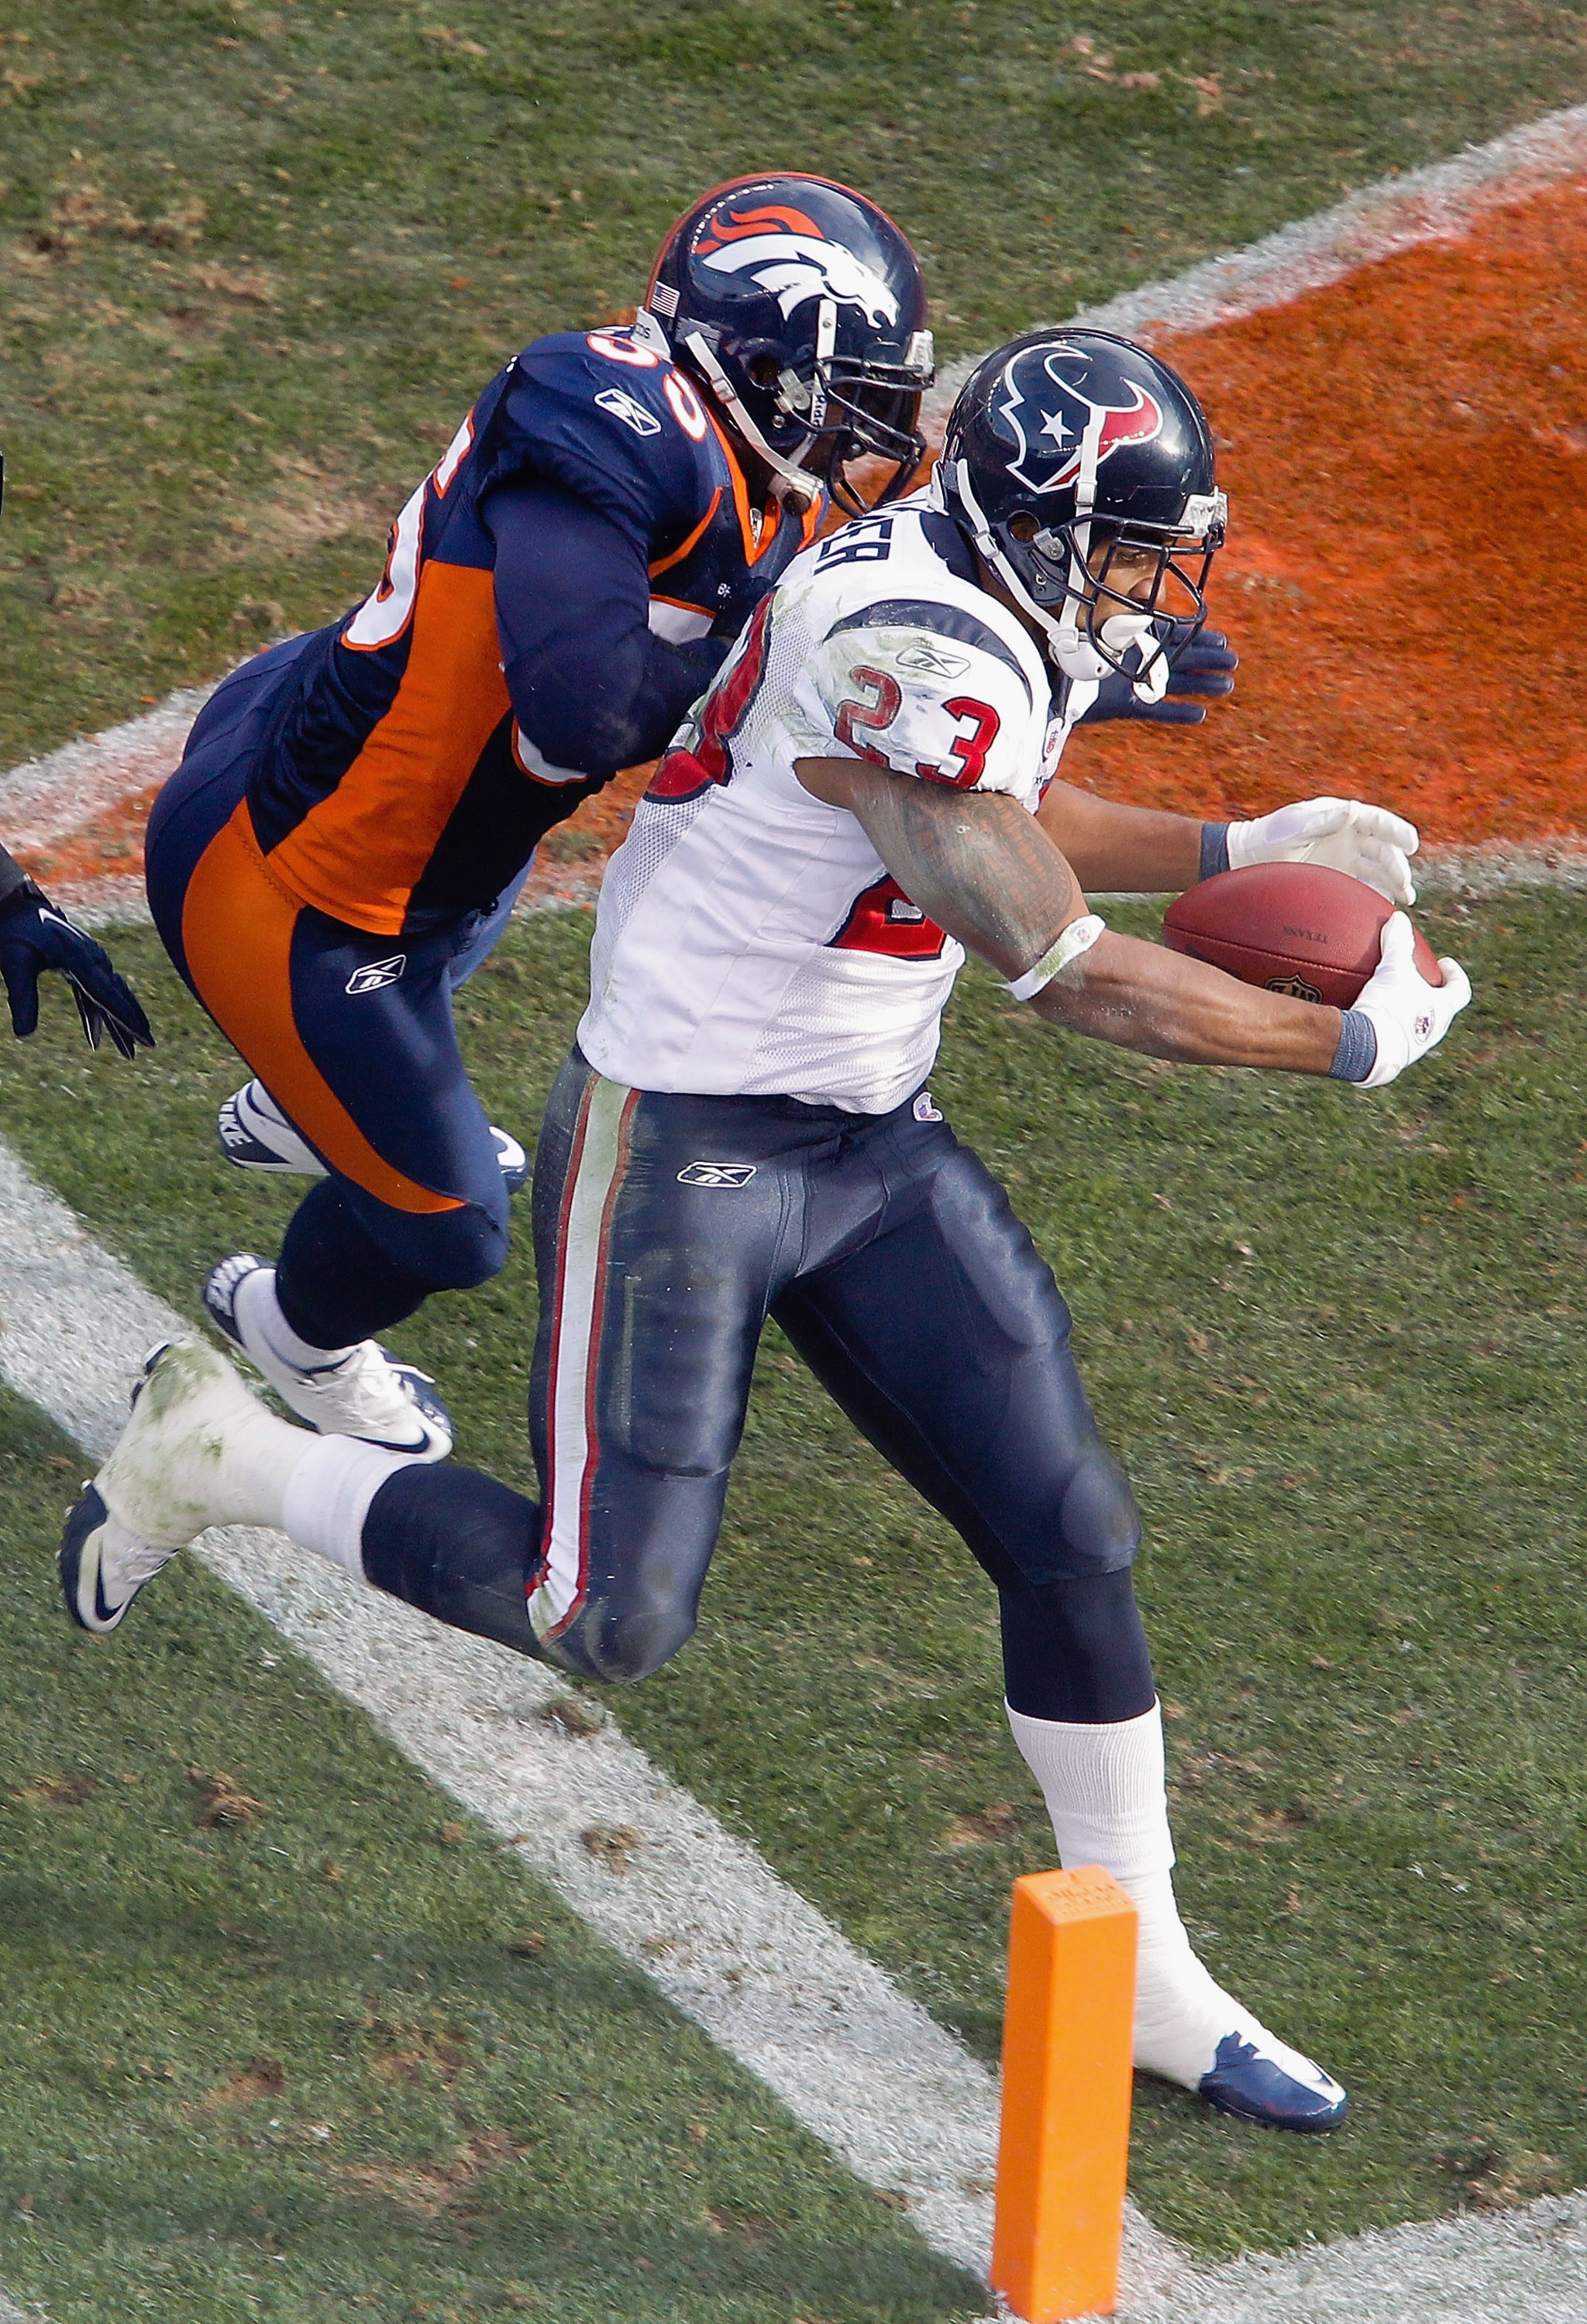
[61,330,1469,2136]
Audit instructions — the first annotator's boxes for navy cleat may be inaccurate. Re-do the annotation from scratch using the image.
[59,1480,183,1635]
[217,1080,323,1174]
[490,1124,528,1194]
[1198,2027,1348,2133]
[218,1078,528,1192]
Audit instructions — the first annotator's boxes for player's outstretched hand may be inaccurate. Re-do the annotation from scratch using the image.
[0,879,154,1057]
[1350,913,1470,1088]
[1077,621,1238,728]
[1227,796,1420,906]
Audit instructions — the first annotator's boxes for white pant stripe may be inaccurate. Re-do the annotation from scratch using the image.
[529,1073,635,1643]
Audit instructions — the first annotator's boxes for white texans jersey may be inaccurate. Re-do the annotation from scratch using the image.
[579,491,1075,1112]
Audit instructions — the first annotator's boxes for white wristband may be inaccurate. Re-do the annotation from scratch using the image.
[1005,913,1107,1002]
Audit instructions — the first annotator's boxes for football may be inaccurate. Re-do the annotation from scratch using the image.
[1162,863,1444,1008]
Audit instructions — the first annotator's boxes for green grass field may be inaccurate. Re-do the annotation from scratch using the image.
[5,1,1587,759]
[5,0,1587,2310]
[0,1376,978,2324]
[2,891,1585,2285]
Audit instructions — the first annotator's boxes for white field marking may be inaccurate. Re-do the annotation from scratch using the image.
[5,1136,1587,2321]
[0,1130,1002,2284]
[922,98,1587,428]
[0,679,218,930]
[0,685,215,839]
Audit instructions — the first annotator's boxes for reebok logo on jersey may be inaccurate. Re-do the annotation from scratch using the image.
[677,1161,757,1188]
[594,386,663,437]
[895,641,969,680]
[346,954,407,995]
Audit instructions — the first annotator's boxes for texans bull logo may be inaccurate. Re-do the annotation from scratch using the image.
[997,347,1165,496]
[695,202,899,327]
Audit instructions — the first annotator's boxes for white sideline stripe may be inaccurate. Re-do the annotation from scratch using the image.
[921,99,1587,428]
[5,1143,1587,2321]
[0,684,216,851]
[0,1131,1003,2285]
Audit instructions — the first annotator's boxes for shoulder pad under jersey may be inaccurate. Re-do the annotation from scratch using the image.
[488,327,721,547]
[791,506,1049,796]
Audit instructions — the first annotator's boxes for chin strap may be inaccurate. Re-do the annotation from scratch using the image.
[952,459,1075,665]
[680,328,825,511]
[950,461,1165,694]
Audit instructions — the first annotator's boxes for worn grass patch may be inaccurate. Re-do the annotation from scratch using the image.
[5,0,1587,759]
[0,1373,980,2324]
[2,892,1584,2260]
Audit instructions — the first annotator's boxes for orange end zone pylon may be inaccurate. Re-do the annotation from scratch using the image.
[990,1868,1138,2323]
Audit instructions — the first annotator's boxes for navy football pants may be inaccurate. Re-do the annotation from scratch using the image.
[363,1050,1157,1721]
[146,638,509,1346]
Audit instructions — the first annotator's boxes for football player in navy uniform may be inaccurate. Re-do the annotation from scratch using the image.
[67,331,1468,2130]
[140,174,936,1460]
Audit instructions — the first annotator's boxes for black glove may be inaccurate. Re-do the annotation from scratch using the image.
[1077,622,1238,728]
[0,873,154,1057]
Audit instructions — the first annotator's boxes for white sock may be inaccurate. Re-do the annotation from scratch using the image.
[238,1263,354,1367]
[212,1395,321,1531]
[102,1355,319,1545]
[1007,1700,1241,2089]
[281,1433,422,1578]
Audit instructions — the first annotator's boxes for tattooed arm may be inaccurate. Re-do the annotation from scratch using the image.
[793,757,1341,1074]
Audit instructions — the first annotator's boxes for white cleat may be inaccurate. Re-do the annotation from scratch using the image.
[217,1078,528,1192]
[59,1339,272,1634]
[203,1253,453,1461]
[216,1079,324,1174]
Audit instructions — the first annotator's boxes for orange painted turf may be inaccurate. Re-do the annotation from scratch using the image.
[19,175,1587,903]
[1077,177,1587,847]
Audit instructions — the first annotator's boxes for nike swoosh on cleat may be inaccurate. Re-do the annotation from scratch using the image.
[60,1487,126,1634]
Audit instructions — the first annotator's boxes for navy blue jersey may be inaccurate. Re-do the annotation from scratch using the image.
[242,322,823,937]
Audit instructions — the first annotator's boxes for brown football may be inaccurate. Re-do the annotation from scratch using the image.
[1162,863,1444,1008]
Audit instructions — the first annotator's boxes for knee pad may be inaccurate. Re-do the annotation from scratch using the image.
[1056,1446,1141,1579]
[552,1592,698,1686]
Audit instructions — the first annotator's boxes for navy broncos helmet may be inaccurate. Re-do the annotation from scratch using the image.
[645,174,934,517]
[939,329,1226,684]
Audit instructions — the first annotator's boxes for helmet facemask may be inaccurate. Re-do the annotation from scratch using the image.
[1000,497,1226,686]
[708,303,934,515]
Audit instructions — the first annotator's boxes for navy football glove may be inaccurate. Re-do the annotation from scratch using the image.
[0,876,154,1056]
[1078,622,1238,727]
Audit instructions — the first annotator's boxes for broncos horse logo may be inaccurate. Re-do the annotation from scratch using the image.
[998,347,1165,497]
[695,202,900,326]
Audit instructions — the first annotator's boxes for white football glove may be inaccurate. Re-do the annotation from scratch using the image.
[1350,913,1471,1087]
[1225,796,1420,906]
